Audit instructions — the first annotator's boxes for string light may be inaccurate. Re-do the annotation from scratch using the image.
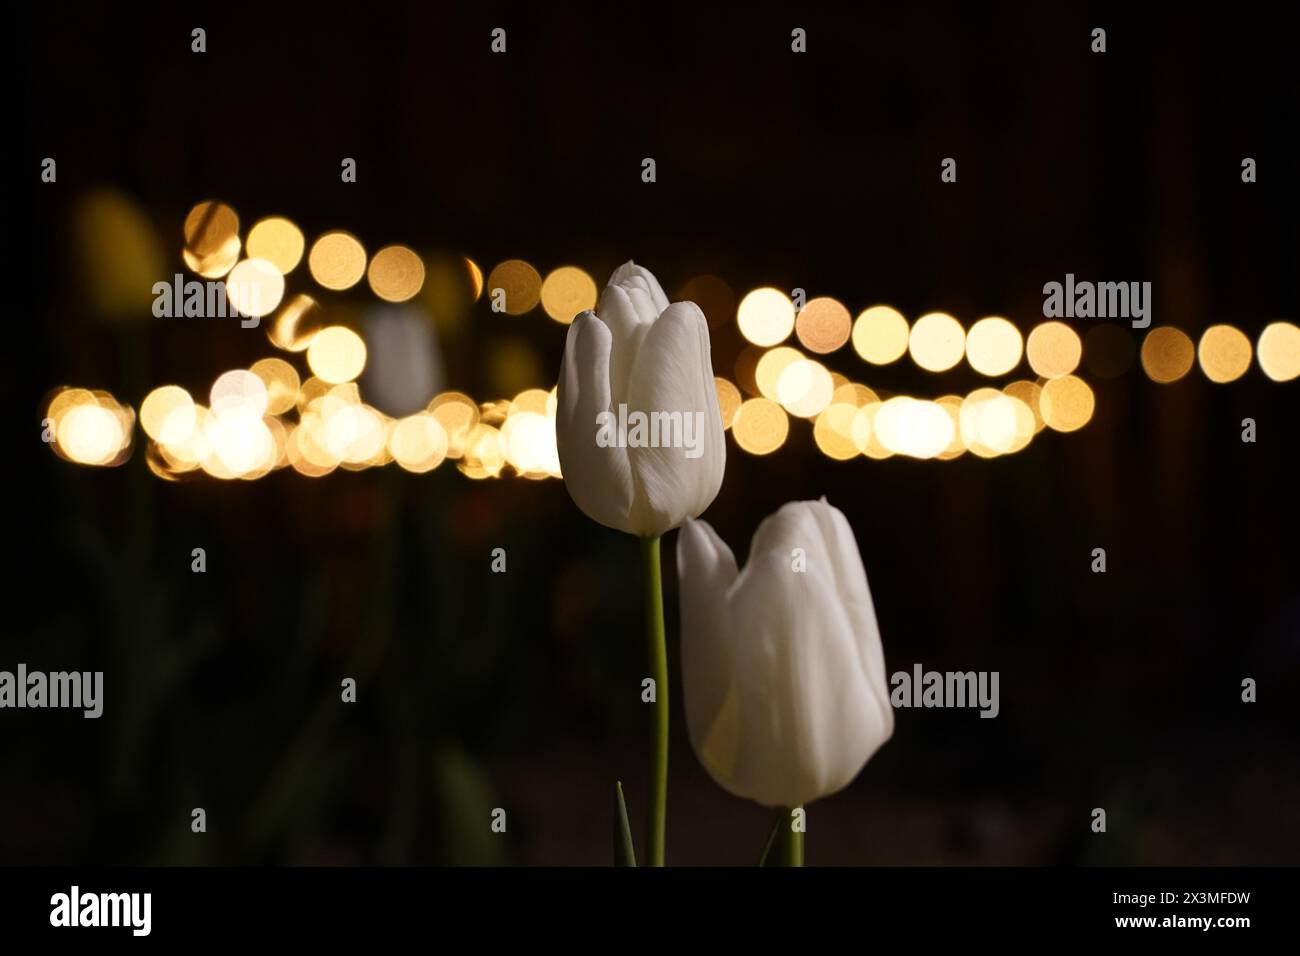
[44,201,1297,478]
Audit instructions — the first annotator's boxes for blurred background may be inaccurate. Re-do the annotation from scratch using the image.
[9,3,1299,865]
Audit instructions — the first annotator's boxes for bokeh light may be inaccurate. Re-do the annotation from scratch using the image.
[57,398,128,465]
[486,259,542,315]
[225,257,285,318]
[458,424,507,479]
[500,411,560,477]
[428,392,481,459]
[1197,324,1253,384]
[960,388,1015,458]
[464,257,485,302]
[250,358,301,415]
[1256,321,1300,382]
[1003,380,1046,434]
[268,294,323,352]
[540,266,598,324]
[908,312,965,373]
[388,413,449,473]
[140,386,196,445]
[875,397,955,459]
[776,358,834,418]
[1026,321,1082,379]
[1003,395,1037,454]
[813,402,861,460]
[183,201,241,278]
[325,403,386,465]
[245,216,305,274]
[144,443,182,482]
[795,297,852,354]
[157,404,213,471]
[210,369,269,417]
[965,316,1023,376]
[1140,326,1195,383]
[738,288,795,346]
[308,231,368,290]
[832,382,880,408]
[184,200,239,252]
[755,346,804,401]
[367,245,426,302]
[934,396,967,459]
[206,407,274,478]
[66,194,1289,481]
[850,403,892,460]
[714,377,742,429]
[852,306,909,365]
[182,246,240,281]
[263,416,291,473]
[1039,375,1095,431]
[509,389,549,417]
[731,398,789,455]
[307,326,368,384]
[288,409,338,476]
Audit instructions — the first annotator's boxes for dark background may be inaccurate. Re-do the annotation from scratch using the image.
[8,2,1299,865]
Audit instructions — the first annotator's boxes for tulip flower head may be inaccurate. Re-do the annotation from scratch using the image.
[556,262,725,537]
[677,498,894,808]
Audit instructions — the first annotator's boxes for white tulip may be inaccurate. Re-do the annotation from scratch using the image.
[556,261,725,537]
[677,498,894,808]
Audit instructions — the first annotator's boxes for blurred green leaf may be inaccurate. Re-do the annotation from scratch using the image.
[758,815,781,867]
[432,746,507,866]
[614,781,636,867]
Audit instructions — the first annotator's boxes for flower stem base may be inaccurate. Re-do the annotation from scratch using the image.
[641,534,668,867]
[775,806,804,866]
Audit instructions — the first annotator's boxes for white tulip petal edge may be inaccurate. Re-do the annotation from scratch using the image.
[677,498,894,808]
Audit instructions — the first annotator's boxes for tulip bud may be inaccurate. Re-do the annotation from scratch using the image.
[677,498,894,808]
[556,261,725,536]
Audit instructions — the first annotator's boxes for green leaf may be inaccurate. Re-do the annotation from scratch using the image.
[757,814,782,867]
[614,781,637,867]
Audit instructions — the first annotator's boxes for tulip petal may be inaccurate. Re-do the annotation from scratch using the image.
[677,499,895,809]
[597,283,654,404]
[609,260,670,315]
[556,311,635,533]
[725,547,891,808]
[807,499,894,736]
[624,302,726,536]
[749,500,894,736]
[676,517,741,791]
[625,284,662,327]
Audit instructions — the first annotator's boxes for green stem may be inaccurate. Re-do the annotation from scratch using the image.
[775,806,804,866]
[641,534,668,867]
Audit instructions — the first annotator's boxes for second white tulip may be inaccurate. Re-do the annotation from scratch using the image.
[677,498,895,809]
